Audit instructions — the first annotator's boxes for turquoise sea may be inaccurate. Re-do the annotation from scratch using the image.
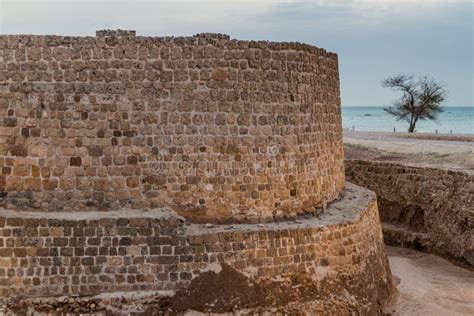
[342,106,473,134]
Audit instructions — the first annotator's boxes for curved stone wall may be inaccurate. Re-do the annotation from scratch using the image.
[0,30,344,221]
[0,183,395,314]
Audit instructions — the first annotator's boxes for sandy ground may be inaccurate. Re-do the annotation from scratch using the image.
[344,130,473,155]
[344,130,474,174]
[388,247,474,316]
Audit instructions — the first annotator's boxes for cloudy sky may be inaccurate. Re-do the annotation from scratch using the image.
[1,0,472,106]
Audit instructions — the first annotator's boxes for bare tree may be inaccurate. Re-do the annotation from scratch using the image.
[382,75,447,133]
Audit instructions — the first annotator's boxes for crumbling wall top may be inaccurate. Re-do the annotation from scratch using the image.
[96,29,136,37]
[95,30,230,41]
[193,33,230,40]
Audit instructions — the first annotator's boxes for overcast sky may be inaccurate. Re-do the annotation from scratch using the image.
[1,0,472,106]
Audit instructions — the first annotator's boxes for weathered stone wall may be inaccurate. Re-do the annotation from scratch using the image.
[346,160,474,266]
[0,30,397,314]
[0,30,344,221]
[0,183,394,314]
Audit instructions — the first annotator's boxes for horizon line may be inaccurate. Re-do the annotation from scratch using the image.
[342,104,473,107]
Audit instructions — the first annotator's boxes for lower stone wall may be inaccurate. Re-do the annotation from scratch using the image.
[0,183,395,314]
[346,160,474,267]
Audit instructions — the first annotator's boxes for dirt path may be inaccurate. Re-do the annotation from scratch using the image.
[387,247,474,315]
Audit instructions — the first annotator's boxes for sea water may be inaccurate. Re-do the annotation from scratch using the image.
[342,106,473,134]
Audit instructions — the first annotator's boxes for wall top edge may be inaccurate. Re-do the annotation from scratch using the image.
[0,29,338,58]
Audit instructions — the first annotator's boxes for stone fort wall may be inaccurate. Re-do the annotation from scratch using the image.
[0,30,344,222]
[0,183,394,314]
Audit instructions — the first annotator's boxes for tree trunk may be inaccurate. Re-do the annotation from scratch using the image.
[408,116,419,133]
[408,114,416,133]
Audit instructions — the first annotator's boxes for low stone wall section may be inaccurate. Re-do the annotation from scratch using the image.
[0,183,394,314]
[346,159,473,267]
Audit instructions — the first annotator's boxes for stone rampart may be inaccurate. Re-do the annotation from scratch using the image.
[0,30,396,314]
[0,183,394,314]
[346,160,473,266]
[0,30,344,222]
